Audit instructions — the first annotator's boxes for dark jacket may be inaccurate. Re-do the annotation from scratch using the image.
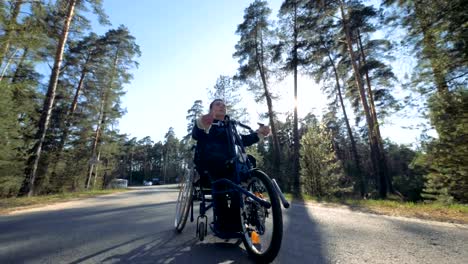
[192,118,259,166]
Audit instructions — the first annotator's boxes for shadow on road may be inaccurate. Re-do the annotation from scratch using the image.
[90,233,254,264]
[65,217,253,264]
[68,229,183,264]
[276,194,328,264]
[0,201,177,263]
[172,240,254,264]
[68,229,205,264]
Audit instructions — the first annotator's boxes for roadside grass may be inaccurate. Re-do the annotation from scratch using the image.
[0,189,129,214]
[284,193,468,224]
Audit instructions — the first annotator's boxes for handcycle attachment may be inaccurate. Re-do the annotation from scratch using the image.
[272,179,290,209]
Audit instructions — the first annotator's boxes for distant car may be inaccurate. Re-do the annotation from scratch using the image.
[143,180,152,186]
[152,178,161,185]
[109,179,128,189]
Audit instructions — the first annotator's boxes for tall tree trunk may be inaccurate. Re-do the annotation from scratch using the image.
[339,1,387,198]
[259,67,281,169]
[86,87,106,189]
[292,3,301,195]
[129,152,134,185]
[85,49,119,189]
[19,0,77,197]
[255,28,281,175]
[162,148,167,185]
[357,30,393,194]
[92,150,101,188]
[327,51,366,196]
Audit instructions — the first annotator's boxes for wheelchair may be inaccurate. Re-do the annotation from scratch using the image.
[174,116,290,263]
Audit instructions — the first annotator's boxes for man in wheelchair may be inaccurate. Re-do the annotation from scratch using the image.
[192,99,270,234]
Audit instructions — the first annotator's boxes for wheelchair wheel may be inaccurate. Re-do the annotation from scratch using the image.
[174,168,194,232]
[241,169,283,263]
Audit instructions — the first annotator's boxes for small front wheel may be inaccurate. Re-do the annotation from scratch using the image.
[241,169,283,263]
[198,222,206,241]
[174,169,194,232]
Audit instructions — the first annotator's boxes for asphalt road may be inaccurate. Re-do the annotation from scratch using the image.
[1,185,467,264]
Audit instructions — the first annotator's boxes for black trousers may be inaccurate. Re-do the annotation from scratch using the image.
[196,161,241,232]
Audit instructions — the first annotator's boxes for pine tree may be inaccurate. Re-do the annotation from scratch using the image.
[421,89,468,203]
[162,127,181,184]
[184,99,204,143]
[85,26,140,189]
[300,5,366,196]
[383,0,467,202]
[337,0,392,198]
[0,83,24,196]
[277,0,312,194]
[303,0,397,197]
[234,0,282,174]
[0,0,23,79]
[181,100,204,169]
[300,116,346,197]
[19,0,109,196]
[208,75,248,122]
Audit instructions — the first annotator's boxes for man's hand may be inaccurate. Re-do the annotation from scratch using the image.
[200,114,214,130]
[257,125,270,137]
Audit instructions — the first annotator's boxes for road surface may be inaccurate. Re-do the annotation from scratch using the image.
[1,185,467,263]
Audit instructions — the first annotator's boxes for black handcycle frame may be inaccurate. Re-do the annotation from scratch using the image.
[175,115,289,262]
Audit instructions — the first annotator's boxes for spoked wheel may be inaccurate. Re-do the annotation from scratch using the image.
[174,168,194,232]
[241,169,283,263]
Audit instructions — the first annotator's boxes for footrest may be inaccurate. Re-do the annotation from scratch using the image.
[209,222,243,239]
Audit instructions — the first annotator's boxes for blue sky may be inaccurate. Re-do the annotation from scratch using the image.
[91,0,423,145]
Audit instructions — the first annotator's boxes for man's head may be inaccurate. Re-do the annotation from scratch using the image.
[209,99,226,120]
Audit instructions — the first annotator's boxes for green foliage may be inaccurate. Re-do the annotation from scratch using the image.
[0,0,140,196]
[342,2,398,121]
[277,0,312,72]
[246,145,264,169]
[162,127,182,184]
[300,119,348,197]
[383,0,467,93]
[0,84,23,197]
[420,89,468,203]
[385,141,424,201]
[0,0,465,201]
[185,100,203,141]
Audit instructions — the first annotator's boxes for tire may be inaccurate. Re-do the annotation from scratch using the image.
[198,222,205,241]
[174,168,194,232]
[241,169,283,263]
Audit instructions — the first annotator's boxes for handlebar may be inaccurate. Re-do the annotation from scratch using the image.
[235,121,253,132]
[224,116,261,134]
